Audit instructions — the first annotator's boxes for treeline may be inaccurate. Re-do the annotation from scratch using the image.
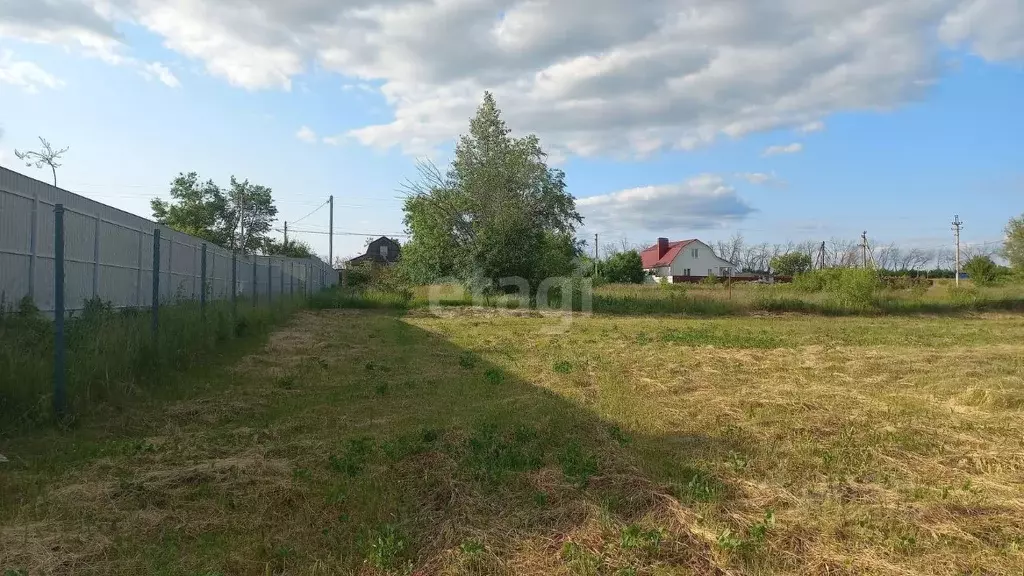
[151,172,314,258]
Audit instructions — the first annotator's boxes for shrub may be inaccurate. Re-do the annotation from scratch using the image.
[791,269,880,307]
[601,251,645,284]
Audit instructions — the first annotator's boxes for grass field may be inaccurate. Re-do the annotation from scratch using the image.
[2,308,1023,575]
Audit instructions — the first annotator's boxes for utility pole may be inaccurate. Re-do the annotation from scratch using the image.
[818,241,826,270]
[284,221,288,246]
[952,215,963,287]
[329,195,334,267]
[861,231,868,268]
[593,233,599,276]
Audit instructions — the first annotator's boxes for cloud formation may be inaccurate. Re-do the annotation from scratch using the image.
[295,125,317,143]
[762,143,803,157]
[736,172,785,187]
[797,121,825,134]
[3,0,1022,158]
[0,50,64,93]
[578,174,755,234]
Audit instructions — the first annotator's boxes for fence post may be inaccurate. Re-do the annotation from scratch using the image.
[92,215,100,299]
[267,257,273,305]
[136,230,143,307]
[29,193,38,300]
[252,257,258,307]
[290,262,294,297]
[152,229,161,344]
[200,243,207,319]
[232,251,238,316]
[279,259,284,298]
[53,204,66,420]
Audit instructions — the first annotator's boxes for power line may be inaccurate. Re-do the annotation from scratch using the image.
[276,228,410,237]
[291,198,330,225]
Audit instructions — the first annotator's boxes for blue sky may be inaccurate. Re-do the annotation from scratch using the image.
[1,0,1021,263]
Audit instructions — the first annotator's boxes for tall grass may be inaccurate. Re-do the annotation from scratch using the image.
[0,295,303,433]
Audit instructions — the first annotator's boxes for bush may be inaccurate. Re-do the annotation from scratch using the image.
[791,269,880,307]
[963,256,1004,286]
[601,250,645,284]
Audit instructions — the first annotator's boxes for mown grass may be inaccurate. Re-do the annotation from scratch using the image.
[0,295,305,434]
[2,309,1022,575]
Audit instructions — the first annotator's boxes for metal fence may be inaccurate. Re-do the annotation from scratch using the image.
[0,166,338,313]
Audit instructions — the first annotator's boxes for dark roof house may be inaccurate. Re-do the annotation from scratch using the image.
[347,236,402,267]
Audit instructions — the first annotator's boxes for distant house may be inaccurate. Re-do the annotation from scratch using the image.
[641,238,737,282]
[346,236,402,267]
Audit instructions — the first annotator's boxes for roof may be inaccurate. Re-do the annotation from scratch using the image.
[640,239,697,268]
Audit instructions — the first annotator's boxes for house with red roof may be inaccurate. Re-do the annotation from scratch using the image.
[641,238,737,282]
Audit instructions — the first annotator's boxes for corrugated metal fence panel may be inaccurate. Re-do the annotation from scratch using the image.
[0,167,338,313]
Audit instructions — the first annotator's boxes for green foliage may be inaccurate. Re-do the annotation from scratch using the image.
[151,172,279,253]
[401,92,582,291]
[558,439,599,487]
[329,437,376,477]
[671,466,724,502]
[363,524,408,571]
[1005,213,1024,270]
[264,239,314,258]
[963,255,1002,286]
[701,273,720,286]
[602,250,645,284]
[561,541,604,575]
[770,252,813,276]
[792,269,880,307]
[464,423,545,484]
[620,525,664,551]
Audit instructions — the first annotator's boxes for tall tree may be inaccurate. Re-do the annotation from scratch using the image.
[225,177,277,253]
[401,92,582,289]
[15,136,68,186]
[151,173,278,253]
[1003,214,1024,270]
[151,172,231,245]
[264,239,314,258]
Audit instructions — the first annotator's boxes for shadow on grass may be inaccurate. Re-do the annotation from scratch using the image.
[0,310,763,575]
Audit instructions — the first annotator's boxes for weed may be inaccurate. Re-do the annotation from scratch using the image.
[329,437,375,477]
[276,374,296,389]
[292,467,312,481]
[607,424,632,446]
[553,360,574,373]
[364,524,408,571]
[532,490,549,507]
[558,440,599,487]
[459,538,485,556]
[458,351,478,369]
[464,423,544,484]
[375,382,389,396]
[561,542,604,576]
[672,466,724,503]
[484,367,504,385]
[620,525,664,551]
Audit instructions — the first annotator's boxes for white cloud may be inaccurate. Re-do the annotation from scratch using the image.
[798,121,825,134]
[0,50,64,93]
[322,135,344,146]
[3,0,1023,158]
[762,143,803,157]
[578,174,754,233]
[940,0,1024,60]
[296,126,317,143]
[142,62,180,87]
[736,172,785,187]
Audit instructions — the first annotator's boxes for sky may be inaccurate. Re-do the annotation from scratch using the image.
[0,0,1021,264]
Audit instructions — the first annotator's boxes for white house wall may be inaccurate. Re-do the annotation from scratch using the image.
[668,241,735,277]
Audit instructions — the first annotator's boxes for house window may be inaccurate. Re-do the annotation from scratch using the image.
[720,267,730,276]
[379,245,389,258]
[683,268,691,276]
[692,248,699,258]
[708,268,713,277]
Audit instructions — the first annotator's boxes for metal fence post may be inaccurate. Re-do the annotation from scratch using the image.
[29,193,38,300]
[267,257,273,305]
[279,259,284,298]
[232,251,238,316]
[290,262,294,297]
[152,229,161,343]
[252,257,258,307]
[200,243,207,319]
[53,204,66,419]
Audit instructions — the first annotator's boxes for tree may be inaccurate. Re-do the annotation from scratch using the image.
[770,252,813,276]
[1004,214,1024,270]
[151,172,278,253]
[602,250,645,284]
[15,136,68,186]
[151,173,231,245]
[264,239,313,258]
[963,255,1000,285]
[401,92,582,290]
[225,177,277,253]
